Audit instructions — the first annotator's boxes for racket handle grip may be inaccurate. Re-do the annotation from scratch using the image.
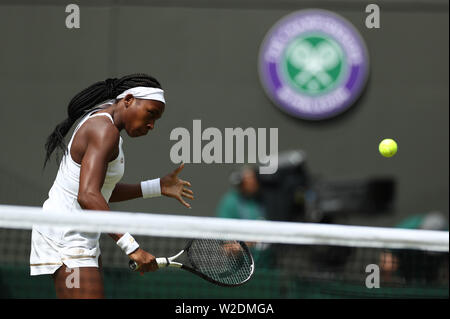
[129,260,139,271]
[128,258,168,271]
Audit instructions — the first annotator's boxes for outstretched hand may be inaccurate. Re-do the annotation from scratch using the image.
[160,163,194,208]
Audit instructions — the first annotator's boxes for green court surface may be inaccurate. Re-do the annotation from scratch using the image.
[1,264,447,299]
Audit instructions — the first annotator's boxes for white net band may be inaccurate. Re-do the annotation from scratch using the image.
[0,204,448,252]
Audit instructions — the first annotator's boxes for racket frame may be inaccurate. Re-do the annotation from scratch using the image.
[129,240,255,287]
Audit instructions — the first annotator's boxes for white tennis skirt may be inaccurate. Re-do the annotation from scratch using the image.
[30,228,101,276]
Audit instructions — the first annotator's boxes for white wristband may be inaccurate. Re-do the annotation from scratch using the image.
[141,178,161,198]
[116,232,140,255]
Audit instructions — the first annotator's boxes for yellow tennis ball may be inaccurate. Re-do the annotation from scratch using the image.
[379,139,398,157]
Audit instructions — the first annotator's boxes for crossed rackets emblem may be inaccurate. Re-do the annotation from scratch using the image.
[287,39,341,91]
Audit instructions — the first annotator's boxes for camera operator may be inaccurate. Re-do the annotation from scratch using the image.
[216,166,275,269]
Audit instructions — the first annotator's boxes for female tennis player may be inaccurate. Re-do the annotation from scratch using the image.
[30,74,194,298]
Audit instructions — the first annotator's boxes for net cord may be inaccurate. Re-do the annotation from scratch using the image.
[0,204,448,252]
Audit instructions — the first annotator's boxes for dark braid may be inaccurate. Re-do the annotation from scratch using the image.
[43,73,162,169]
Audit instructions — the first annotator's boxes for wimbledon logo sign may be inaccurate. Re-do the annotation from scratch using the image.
[258,9,369,120]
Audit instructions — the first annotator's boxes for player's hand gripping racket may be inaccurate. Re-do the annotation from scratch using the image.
[129,239,254,287]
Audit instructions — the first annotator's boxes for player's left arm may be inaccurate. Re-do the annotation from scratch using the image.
[109,183,143,202]
[109,163,194,207]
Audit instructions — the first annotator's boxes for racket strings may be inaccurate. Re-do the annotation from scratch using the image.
[187,239,253,285]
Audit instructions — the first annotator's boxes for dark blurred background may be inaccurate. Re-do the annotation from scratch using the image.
[0,0,448,227]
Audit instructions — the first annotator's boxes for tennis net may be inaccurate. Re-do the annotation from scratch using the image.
[0,204,448,298]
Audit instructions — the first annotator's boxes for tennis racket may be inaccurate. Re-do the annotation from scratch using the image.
[129,239,254,287]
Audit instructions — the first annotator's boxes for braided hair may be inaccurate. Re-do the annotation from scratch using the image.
[43,73,162,169]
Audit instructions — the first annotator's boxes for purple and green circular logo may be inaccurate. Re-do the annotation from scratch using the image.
[258,9,369,120]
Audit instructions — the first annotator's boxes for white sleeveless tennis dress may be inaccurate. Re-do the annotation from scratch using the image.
[30,101,125,275]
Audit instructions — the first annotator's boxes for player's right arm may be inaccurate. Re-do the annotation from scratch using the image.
[76,118,157,273]
[77,118,118,211]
